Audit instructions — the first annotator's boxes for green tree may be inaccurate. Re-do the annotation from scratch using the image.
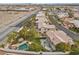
[56,8,61,10]
[70,49,79,55]
[69,40,79,55]
[19,25,40,40]
[7,32,17,43]
[19,27,29,40]
[71,44,78,51]
[29,43,46,52]
[0,44,4,48]
[56,42,71,52]
[25,20,32,28]
[68,9,73,18]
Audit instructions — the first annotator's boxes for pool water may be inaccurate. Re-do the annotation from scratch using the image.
[18,43,29,51]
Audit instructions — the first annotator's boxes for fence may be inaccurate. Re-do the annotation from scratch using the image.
[0,48,69,55]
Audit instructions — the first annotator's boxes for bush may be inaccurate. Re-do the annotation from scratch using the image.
[29,43,46,52]
[70,50,79,55]
[69,27,79,33]
[69,41,79,55]
[56,42,71,52]
[0,44,4,48]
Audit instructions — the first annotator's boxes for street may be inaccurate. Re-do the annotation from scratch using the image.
[0,9,40,42]
[49,15,79,40]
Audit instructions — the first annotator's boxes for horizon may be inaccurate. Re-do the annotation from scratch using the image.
[0,0,78,4]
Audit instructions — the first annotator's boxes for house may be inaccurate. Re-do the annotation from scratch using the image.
[46,30,74,45]
[40,24,56,33]
[68,20,79,28]
[60,18,73,21]
[72,8,79,12]
[42,8,47,11]
[61,18,74,29]
[73,12,79,18]
[36,11,46,20]
[36,20,56,33]
[57,12,69,19]
[36,11,56,33]
[63,21,74,29]
[14,7,35,11]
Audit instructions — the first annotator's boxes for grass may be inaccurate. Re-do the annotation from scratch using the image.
[21,16,47,51]
[5,15,47,52]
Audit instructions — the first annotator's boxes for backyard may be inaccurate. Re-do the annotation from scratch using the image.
[0,15,47,52]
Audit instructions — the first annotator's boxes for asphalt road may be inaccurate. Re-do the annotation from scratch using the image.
[49,15,79,40]
[0,9,40,42]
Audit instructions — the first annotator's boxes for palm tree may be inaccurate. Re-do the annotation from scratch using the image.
[7,32,17,43]
[18,27,31,40]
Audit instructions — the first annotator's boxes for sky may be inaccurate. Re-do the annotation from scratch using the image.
[0,0,79,4]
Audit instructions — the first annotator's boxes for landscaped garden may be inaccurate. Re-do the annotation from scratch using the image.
[55,40,79,55]
[0,15,47,52]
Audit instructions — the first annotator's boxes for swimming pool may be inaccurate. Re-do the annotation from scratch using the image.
[18,43,29,51]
